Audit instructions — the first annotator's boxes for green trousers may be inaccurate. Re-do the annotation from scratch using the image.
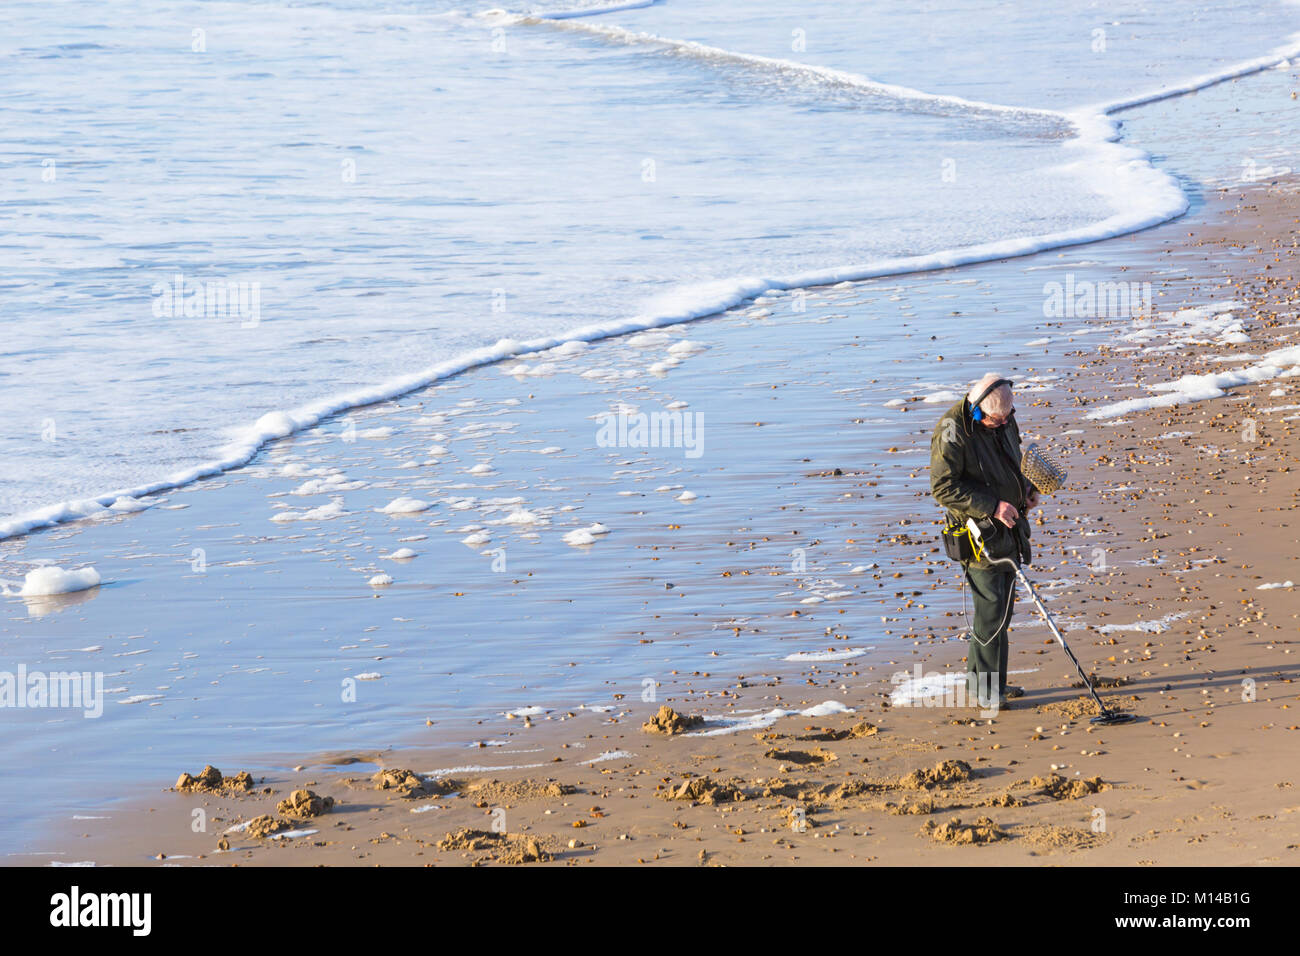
[964,565,1016,702]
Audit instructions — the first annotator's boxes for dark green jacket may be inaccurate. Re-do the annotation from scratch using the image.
[929,397,1032,569]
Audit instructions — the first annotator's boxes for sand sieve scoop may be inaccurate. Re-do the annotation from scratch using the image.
[1022,442,1067,495]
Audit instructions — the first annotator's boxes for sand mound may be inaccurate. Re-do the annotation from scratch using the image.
[1019,824,1107,851]
[661,776,746,805]
[764,747,837,766]
[757,762,968,812]
[373,768,457,798]
[921,815,1006,845]
[462,779,575,806]
[760,779,810,799]
[243,814,290,839]
[795,721,878,742]
[642,705,704,735]
[761,778,886,808]
[818,779,886,803]
[276,789,335,818]
[882,795,936,815]
[174,765,257,796]
[1031,773,1110,800]
[1036,697,1104,719]
[437,828,551,864]
[898,760,972,790]
[982,791,1024,808]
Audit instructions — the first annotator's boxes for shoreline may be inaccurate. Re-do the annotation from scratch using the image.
[12,24,1300,542]
[23,174,1300,866]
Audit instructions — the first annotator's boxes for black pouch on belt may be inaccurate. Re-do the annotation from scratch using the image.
[940,515,975,562]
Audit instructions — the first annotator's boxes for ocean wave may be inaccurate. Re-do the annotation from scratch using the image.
[2,14,1295,541]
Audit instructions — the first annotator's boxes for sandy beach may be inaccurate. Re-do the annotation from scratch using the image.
[4,3,1300,884]
[17,165,1298,867]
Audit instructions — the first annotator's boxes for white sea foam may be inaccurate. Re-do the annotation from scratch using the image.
[499,508,545,525]
[18,566,102,597]
[271,499,347,522]
[580,750,634,764]
[1087,340,1300,419]
[889,670,967,707]
[379,497,431,513]
[270,828,318,840]
[783,648,868,662]
[686,700,853,737]
[293,475,366,495]
[507,706,549,717]
[107,496,151,513]
[563,523,609,546]
[424,762,548,778]
[1096,611,1188,633]
[626,331,671,347]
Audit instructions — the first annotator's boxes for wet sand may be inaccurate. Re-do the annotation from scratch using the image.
[33,176,1300,867]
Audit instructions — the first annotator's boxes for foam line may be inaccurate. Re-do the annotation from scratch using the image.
[1094,34,1300,114]
[1085,343,1300,419]
[513,14,1065,124]
[2,18,1293,541]
[528,0,658,20]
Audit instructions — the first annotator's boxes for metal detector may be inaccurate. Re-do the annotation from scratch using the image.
[966,518,1136,726]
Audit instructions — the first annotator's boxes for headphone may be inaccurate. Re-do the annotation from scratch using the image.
[970,378,1014,422]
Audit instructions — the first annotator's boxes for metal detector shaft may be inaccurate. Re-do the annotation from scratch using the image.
[1007,564,1111,716]
[963,518,1114,716]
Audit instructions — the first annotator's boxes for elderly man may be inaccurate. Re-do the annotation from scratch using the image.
[929,374,1038,708]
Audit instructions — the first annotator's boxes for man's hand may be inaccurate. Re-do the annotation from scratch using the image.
[1026,489,1040,510]
[994,500,1019,528]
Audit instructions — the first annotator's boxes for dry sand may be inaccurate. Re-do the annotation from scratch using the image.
[56,182,1300,867]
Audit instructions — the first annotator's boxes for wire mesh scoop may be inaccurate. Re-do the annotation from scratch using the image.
[1022,442,1067,494]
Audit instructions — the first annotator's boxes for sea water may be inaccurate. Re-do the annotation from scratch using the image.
[2,0,1297,528]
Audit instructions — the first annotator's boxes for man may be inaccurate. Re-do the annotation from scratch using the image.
[929,373,1038,709]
